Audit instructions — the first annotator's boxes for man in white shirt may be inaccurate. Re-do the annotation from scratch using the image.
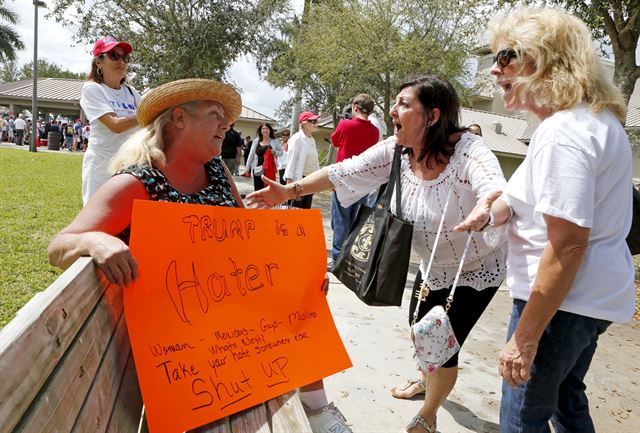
[13,114,27,146]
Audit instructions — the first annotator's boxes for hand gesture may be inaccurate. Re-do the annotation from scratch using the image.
[246,176,289,208]
[454,190,502,232]
[88,232,139,287]
[498,334,538,388]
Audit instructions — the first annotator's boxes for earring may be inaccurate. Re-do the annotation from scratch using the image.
[97,66,103,77]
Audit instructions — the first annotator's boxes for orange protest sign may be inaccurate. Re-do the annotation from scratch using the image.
[125,200,352,433]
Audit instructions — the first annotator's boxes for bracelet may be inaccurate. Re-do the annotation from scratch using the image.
[292,182,303,200]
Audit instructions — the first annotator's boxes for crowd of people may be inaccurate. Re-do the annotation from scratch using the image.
[42,6,636,433]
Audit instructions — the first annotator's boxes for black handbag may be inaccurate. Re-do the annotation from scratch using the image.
[332,145,413,306]
[626,186,640,255]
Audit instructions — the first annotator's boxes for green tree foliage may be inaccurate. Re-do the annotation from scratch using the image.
[499,0,639,106]
[0,1,25,63]
[0,58,18,81]
[19,59,86,80]
[0,59,85,81]
[259,0,490,129]
[48,0,289,88]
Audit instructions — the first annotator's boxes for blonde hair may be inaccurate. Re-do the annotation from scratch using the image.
[489,7,626,121]
[109,101,200,173]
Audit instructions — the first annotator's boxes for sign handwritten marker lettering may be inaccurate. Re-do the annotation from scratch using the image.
[125,200,352,433]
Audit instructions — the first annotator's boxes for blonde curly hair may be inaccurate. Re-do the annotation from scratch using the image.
[489,7,626,121]
[109,101,200,173]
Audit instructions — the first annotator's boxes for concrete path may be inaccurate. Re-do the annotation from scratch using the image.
[233,170,639,433]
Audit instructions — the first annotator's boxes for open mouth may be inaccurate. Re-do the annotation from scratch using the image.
[393,122,402,134]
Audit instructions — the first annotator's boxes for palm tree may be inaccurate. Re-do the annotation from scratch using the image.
[0,1,25,63]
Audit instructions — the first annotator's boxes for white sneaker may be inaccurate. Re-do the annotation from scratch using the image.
[307,402,353,433]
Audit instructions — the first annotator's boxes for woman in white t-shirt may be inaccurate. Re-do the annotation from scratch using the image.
[284,111,320,209]
[457,8,635,433]
[80,36,141,205]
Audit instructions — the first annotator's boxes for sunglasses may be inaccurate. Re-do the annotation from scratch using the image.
[306,119,318,124]
[281,133,290,136]
[493,48,517,69]
[103,51,131,63]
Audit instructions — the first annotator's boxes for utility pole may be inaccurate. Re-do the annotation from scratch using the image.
[30,1,46,152]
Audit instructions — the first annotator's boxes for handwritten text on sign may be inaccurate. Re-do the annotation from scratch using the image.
[125,201,352,433]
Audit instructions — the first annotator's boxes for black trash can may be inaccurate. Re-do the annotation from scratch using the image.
[47,132,61,151]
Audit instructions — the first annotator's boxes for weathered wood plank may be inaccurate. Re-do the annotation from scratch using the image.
[267,392,312,433]
[230,404,270,433]
[105,352,144,433]
[16,283,124,433]
[0,258,107,433]
[70,313,130,433]
[190,417,232,433]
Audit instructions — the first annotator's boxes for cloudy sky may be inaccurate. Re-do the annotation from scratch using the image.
[9,0,297,119]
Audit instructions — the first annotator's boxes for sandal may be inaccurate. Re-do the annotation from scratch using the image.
[405,414,436,433]
[390,378,425,399]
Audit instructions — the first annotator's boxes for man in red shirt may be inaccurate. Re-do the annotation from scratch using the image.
[330,93,380,266]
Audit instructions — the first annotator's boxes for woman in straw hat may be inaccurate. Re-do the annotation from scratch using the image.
[49,78,244,286]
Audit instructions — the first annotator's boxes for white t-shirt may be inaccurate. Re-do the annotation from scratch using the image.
[80,81,141,204]
[504,104,635,322]
[284,131,319,181]
[368,113,387,141]
[328,134,508,291]
[13,118,27,130]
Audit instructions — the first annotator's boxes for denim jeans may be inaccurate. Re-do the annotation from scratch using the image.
[500,299,611,433]
[331,192,374,264]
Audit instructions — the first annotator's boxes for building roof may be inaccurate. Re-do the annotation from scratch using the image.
[461,107,529,156]
[0,77,276,122]
[0,78,84,102]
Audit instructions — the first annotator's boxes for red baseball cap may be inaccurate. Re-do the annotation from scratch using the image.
[92,36,133,57]
[299,111,320,123]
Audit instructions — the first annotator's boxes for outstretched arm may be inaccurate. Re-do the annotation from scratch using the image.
[246,167,334,208]
[454,192,511,232]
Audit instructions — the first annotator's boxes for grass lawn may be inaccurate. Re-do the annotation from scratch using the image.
[0,148,83,327]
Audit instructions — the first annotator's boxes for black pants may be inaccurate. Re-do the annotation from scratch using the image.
[279,169,286,185]
[291,194,313,209]
[409,270,499,367]
[253,175,264,191]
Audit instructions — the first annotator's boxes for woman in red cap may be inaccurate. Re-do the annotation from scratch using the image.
[80,36,141,205]
[284,111,320,208]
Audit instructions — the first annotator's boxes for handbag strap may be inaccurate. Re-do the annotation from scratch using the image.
[376,145,404,218]
[411,185,473,326]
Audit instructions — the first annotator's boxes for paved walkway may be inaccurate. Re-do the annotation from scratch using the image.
[233,171,639,433]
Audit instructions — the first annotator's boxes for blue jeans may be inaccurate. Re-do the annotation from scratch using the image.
[500,299,611,433]
[331,192,375,264]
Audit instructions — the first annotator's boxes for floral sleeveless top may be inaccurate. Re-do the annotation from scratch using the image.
[116,158,239,243]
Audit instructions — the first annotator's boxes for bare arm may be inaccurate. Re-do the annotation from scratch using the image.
[97,112,139,134]
[48,174,149,285]
[246,167,334,208]
[499,214,590,387]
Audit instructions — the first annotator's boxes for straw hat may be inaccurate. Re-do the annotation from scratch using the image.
[137,78,242,127]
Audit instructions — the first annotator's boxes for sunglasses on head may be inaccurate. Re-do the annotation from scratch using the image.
[103,51,131,63]
[493,48,517,69]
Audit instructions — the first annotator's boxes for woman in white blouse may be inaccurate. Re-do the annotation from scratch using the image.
[247,75,507,433]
